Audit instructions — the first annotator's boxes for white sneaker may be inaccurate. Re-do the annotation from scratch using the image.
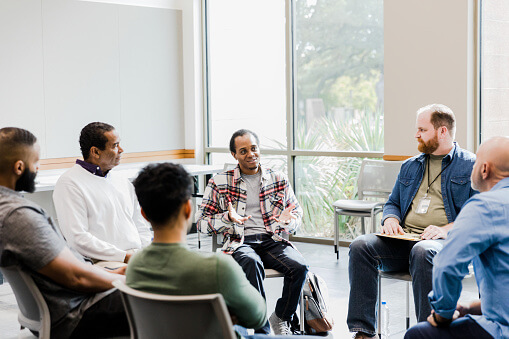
[269,312,292,335]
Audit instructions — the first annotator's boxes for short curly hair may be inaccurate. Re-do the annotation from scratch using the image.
[79,122,115,160]
[229,129,260,153]
[133,163,192,226]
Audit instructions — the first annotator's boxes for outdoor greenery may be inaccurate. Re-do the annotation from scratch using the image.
[295,111,383,238]
[293,0,384,238]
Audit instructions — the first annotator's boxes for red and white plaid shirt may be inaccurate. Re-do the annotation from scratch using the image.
[196,165,303,254]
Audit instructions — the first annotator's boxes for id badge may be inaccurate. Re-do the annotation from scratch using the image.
[416,196,431,214]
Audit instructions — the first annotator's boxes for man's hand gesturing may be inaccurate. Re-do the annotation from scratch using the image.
[227,202,251,224]
[275,204,297,224]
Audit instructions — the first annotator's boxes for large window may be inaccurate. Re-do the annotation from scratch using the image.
[480,0,509,142]
[206,0,287,150]
[204,0,384,239]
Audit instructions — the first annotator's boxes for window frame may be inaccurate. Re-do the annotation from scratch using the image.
[201,0,384,239]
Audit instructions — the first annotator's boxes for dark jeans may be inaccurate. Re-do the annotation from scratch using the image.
[404,318,493,339]
[347,234,444,336]
[232,233,308,334]
[70,290,130,338]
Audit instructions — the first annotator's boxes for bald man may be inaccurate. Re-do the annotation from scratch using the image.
[405,136,509,339]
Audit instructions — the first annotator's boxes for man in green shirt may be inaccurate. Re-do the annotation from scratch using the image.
[126,163,267,335]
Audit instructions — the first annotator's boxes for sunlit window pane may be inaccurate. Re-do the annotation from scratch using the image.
[295,156,364,238]
[294,0,384,151]
[480,0,509,141]
[207,0,287,149]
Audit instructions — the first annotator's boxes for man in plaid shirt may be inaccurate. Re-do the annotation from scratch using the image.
[197,129,308,335]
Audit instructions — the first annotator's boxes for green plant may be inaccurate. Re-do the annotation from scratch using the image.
[294,108,384,238]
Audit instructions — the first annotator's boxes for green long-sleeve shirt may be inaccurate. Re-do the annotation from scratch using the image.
[125,242,267,330]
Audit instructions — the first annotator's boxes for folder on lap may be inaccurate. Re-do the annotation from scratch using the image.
[376,233,422,241]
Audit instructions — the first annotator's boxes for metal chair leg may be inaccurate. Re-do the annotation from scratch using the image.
[334,210,339,260]
[377,271,381,336]
[406,281,410,329]
[300,292,305,334]
[198,228,201,249]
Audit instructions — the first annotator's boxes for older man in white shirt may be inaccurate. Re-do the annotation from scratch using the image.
[53,122,152,268]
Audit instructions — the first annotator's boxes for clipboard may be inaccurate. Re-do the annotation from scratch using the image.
[376,233,422,242]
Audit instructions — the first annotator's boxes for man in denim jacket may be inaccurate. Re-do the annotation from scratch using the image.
[347,104,477,339]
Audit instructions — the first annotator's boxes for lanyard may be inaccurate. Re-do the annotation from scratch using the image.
[426,155,452,195]
[425,155,452,196]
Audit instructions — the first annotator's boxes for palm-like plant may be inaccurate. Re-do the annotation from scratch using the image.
[295,108,384,238]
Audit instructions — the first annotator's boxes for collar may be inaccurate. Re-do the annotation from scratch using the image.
[0,185,21,197]
[490,177,509,191]
[417,142,458,164]
[76,159,106,177]
[233,165,270,182]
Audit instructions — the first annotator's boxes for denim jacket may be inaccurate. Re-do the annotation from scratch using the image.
[382,143,477,226]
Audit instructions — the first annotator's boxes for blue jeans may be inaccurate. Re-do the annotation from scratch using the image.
[404,318,493,339]
[347,234,444,336]
[232,233,308,334]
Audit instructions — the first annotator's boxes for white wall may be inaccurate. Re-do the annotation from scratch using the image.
[0,0,203,160]
[384,0,476,156]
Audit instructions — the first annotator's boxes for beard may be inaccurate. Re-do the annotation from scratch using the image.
[15,168,37,193]
[417,134,439,154]
[471,170,485,192]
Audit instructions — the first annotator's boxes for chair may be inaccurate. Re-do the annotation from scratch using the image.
[376,264,475,335]
[377,270,412,335]
[113,280,237,339]
[0,266,51,339]
[211,233,306,333]
[333,159,403,259]
[196,163,237,249]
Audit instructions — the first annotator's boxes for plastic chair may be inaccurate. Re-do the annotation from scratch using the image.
[0,266,51,339]
[378,270,412,335]
[377,263,475,335]
[333,159,403,259]
[113,280,236,339]
[197,163,237,249]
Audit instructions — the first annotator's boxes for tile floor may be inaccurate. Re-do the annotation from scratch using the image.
[0,234,479,339]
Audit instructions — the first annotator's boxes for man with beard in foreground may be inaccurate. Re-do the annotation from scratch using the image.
[0,127,129,338]
[347,104,477,339]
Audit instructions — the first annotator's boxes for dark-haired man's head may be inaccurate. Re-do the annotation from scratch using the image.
[79,122,123,174]
[229,129,260,175]
[0,127,40,193]
[133,163,193,231]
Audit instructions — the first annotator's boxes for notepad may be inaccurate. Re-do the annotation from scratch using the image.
[376,233,422,241]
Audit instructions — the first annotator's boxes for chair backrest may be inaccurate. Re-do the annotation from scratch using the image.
[223,163,237,171]
[358,159,404,200]
[113,280,236,339]
[0,266,51,338]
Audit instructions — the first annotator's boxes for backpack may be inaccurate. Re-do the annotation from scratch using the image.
[299,271,334,334]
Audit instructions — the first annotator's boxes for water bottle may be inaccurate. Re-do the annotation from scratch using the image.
[381,301,390,339]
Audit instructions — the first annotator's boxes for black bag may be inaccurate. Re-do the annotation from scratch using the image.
[290,272,334,335]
